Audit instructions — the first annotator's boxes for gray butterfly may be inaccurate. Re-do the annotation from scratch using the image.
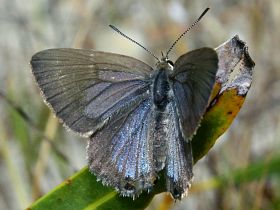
[30,8,218,200]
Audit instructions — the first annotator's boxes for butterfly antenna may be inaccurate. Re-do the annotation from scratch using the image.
[109,25,160,62]
[165,7,210,58]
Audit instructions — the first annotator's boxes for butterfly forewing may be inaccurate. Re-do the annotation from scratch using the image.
[31,49,153,136]
[171,48,218,139]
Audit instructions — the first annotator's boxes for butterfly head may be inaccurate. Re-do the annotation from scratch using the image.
[156,53,174,71]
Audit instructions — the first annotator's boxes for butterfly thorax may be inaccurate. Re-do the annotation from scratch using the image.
[153,61,173,110]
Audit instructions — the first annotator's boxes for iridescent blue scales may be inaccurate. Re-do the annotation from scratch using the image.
[31,48,218,199]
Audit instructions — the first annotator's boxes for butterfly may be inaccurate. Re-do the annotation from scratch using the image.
[30,8,218,200]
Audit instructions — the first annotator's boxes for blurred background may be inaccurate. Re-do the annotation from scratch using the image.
[0,0,279,209]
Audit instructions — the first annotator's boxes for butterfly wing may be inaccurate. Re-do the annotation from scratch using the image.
[164,48,218,199]
[31,48,156,197]
[31,48,153,136]
[87,99,156,197]
[164,99,193,199]
[171,48,218,139]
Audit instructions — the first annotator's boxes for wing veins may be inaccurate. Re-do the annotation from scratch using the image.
[34,65,98,74]
[54,81,114,116]
[55,80,145,119]
[47,80,104,101]
[33,62,134,73]
[109,107,139,173]
[117,101,150,178]
[84,80,145,109]
[40,76,97,87]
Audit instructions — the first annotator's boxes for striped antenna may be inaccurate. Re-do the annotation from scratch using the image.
[109,25,160,62]
[165,8,210,58]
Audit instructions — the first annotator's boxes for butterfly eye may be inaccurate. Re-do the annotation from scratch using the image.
[167,60,174,66]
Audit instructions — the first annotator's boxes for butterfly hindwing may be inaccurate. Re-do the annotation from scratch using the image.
[164,99,193,199]
[171,48,218,139]
[31,49,153,136]
[87,99,156,197]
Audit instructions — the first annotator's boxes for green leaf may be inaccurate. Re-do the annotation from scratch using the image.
[27,167,165,210]
[26,36,255,210]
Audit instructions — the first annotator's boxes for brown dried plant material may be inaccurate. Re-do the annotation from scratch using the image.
[192,35,255,162]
